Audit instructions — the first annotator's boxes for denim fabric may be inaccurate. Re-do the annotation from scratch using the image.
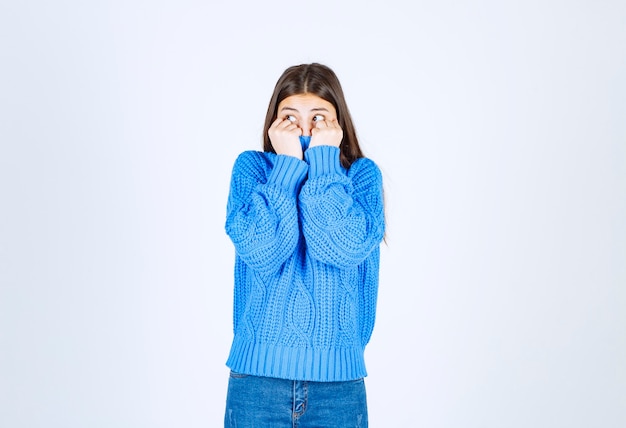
[224,371,368,427]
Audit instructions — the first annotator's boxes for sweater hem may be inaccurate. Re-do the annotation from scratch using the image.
[226,337,367,382]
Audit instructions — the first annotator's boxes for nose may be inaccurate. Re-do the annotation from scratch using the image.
[301,125,312,136]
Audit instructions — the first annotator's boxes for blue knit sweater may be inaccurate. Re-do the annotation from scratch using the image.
[225,145,385,381]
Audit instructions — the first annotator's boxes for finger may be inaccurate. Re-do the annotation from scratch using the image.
[284,122,300,132]
[270,117,285,130]
[315,120,328,128]
[274,119,294,131]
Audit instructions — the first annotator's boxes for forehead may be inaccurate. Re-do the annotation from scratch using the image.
[278,94,335,113]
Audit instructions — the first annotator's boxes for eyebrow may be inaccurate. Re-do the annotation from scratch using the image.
[279,107,330,112]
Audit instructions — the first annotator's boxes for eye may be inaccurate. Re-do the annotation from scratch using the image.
[285,115,297,123]
[312,114,325,122]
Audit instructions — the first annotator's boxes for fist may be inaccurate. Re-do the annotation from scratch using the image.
[309,119,343,149]
[268,117,303,159]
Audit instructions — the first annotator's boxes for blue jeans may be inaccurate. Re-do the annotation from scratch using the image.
[224,371,368,427]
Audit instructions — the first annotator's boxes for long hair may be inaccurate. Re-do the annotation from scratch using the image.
[262,63,363,169]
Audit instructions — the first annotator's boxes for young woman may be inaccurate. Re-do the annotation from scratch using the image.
[224,63,385,427]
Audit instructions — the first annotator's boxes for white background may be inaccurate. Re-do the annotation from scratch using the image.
[1,1,625,427]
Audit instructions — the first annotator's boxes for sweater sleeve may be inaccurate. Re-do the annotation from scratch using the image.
[299,146,385,268]
[225,151,308,274]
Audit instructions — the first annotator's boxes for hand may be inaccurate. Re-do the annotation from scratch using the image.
[268,117,303,159]
[309,119,343,149]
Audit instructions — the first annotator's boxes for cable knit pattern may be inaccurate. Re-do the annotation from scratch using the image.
[225,146,385,381]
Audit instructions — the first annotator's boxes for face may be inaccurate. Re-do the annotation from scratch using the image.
[276,94,337,136]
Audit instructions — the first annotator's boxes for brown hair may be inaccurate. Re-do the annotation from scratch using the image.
[262,63,363,169]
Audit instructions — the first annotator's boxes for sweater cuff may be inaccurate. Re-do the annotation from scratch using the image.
[304,146,344,177]
[267,154,308,193]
